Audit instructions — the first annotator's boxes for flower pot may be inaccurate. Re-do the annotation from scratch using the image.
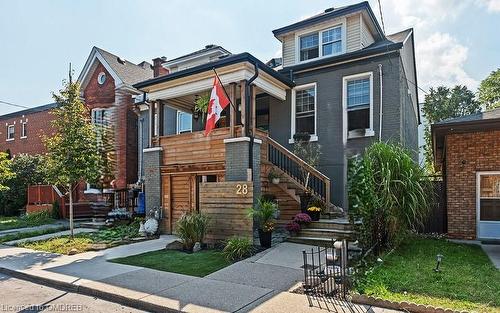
[271,178,280,185]
[307,210,320,221]
[258,229,272,248]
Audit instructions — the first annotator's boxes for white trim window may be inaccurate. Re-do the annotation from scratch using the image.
[177,111,192,134]
[6,124,14,141]
[343,72,374,139]
[21,121,27,139]
[290,83,318,143]
[297,24,345,63]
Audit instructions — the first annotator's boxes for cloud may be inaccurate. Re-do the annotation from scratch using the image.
[476,0,500,12]
[416,33,478,90]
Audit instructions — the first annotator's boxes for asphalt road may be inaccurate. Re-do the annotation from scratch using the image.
[0,273,146,313]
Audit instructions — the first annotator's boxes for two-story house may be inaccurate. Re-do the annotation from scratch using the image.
[132,2,419,240]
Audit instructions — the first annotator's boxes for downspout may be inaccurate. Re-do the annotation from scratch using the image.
[246,62,259,177]
[378,64,383,141]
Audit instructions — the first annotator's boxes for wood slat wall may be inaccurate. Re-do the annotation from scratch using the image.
[199,181,254,243]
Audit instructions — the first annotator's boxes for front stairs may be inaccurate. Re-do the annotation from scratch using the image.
[287,217,359,246]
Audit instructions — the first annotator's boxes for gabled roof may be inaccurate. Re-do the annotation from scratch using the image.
[0,102,59,121]
[162,45,231,67]
[78,47,153,89]
[133,52,295,90]
[272,1,384,40]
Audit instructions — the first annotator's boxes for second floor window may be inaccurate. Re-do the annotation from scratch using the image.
[299,33,319,61]
[21,122,27,138]
[295,85,316,135]
[299,25,343,62]
[6,125,14,140]
[177,111,192,134]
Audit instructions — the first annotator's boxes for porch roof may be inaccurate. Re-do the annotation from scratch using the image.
[133,53,295,101]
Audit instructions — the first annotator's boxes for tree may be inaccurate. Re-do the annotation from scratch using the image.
[479,68,500,110]
[422,85,481,172]
[0,152,15,192]
[44,79,101,237]
[0,154,45,216]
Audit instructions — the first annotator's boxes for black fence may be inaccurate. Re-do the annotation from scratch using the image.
[420,177,447,234]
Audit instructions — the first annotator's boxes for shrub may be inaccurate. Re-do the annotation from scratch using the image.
[247,198,278,232]
[285,221,301,233]
[176,213,210,251]
[23,210,54,226]
[348,142,432,254]
[222,237,254,261]
[52,201,61,219]
[293,213,311,224]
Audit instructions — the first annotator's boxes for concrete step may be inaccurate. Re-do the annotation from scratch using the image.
[78,221,107,230]
[299,228,356,240]
[308,219,359,231]
[287,236,361,251]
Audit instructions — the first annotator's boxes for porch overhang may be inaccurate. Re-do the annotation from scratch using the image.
[133,52,295,103]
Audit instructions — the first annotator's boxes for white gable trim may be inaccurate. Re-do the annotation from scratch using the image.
[78,48,123,89]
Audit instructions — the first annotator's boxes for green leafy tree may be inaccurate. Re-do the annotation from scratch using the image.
[0,152,15,192]
[479,68,500,109]
[44,79,101,237]
[0,154,45,216]
[422,85,481,172]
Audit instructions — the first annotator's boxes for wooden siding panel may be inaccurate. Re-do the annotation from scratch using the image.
[346,15,361,52]
[282,34,295,67]
[199,182,254,243]
[361,16,375,48]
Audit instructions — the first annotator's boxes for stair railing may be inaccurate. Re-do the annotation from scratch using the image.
[265,136,330,205]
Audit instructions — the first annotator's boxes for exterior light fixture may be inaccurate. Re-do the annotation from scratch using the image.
[434,254,443,272]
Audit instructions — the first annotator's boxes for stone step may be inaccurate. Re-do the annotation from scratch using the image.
[308,219,359,231]
[299,228,356,240]
[287,236,361,251]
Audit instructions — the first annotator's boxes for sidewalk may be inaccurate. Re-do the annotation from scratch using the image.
[0,238,388,313]
[0,220,69,237]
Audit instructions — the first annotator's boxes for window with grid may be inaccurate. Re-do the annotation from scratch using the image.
[346,78,371,131]
[7,125,14,140]
[299,33,319,61]
[322,27,342,56]
[177,111,192,134]
[91,108,112,145]
[295,87,315,135]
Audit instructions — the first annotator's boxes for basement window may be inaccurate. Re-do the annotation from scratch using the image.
[6,124,14,141]
[343,72,374,139]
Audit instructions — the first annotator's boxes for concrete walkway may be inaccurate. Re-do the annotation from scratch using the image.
[482,244,500,269]
[0,220,69,237]
[0,238,388,313]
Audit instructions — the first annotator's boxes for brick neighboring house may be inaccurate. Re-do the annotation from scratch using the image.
[432,107,500,240]
[0,103,58,155]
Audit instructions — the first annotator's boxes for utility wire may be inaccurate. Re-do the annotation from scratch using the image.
[377,0,386,34]
[0,100,30,109]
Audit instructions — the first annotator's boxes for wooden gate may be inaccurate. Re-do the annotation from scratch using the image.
[420,177,447,234]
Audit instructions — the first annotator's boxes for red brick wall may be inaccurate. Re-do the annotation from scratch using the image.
[83,62,115,109]
[445,130,500,239]
[0,109,56,156]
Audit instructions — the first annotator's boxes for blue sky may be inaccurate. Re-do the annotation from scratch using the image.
[0,0,499,115]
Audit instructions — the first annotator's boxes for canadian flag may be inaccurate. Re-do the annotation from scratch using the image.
[204,75,230,136]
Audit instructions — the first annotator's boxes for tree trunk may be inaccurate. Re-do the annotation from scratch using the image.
[68,183,74,238]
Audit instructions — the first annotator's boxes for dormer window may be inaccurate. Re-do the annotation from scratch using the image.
[298,25,344,62]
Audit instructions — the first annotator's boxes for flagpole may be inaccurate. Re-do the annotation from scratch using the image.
[212,68,237,111]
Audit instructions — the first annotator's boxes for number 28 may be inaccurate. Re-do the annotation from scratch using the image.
[236,184,248,195]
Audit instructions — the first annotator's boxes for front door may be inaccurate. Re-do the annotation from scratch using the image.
[477,172,500,240]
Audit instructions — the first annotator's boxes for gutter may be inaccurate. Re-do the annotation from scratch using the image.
[246,62,259,177]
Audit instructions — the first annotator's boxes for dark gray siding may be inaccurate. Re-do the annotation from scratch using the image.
[271,52,413,208]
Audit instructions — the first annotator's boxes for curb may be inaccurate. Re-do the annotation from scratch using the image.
[352,294,467,313]
[0,267,182,313]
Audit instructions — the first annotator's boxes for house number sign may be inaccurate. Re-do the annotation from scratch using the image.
[236,183,249,195]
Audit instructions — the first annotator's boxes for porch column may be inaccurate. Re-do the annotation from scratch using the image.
[239,80,246,137]
[158,100,165,137]
[250,85,256,135]
[229,83,236,138]
[143,147,162,214]
[148,101,154,148]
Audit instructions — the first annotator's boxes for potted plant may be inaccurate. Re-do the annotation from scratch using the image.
[268,169,281,185]
[306,206,321,221]
[285,221,301,234]
[194,94,210,122]
[247,198,278,248]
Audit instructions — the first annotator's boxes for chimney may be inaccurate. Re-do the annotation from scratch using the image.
[153,57,169,77]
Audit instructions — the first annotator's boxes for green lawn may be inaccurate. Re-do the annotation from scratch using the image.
[0,213,54,231]
[356,237,500,313]
[110,250,231,277]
